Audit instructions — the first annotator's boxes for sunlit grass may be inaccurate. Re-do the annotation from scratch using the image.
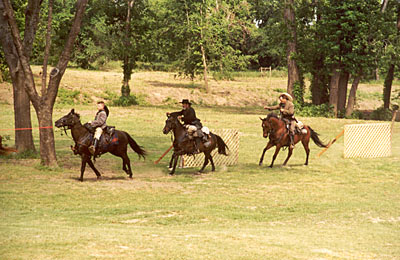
[1,100,399,259]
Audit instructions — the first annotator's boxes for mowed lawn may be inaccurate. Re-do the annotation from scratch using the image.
[0,102,399,259]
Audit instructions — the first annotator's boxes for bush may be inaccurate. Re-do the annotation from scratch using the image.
[297,103,334,118]
[57,88,92,105]
[111,93,148,107]
[370,107,392,121]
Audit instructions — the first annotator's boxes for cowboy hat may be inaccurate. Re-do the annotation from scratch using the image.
[279,93,293,102]
[179,99,192,105]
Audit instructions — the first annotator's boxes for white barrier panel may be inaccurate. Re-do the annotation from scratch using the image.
[182,129,239,167]
[344,123,391,158]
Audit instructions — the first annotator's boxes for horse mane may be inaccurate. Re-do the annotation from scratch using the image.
[266,112,279,121]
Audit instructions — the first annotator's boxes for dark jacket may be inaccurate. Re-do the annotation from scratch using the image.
[170,107,201,126]
[91,110,107,129]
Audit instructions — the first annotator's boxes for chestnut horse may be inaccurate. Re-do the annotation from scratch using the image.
[259,113,327,167]
[55,109,146,181]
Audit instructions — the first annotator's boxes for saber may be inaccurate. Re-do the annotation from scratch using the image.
[154,145,173,164]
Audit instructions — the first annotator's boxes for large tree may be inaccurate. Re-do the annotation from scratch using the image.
[0,0,37,152]
[2,0,88,165]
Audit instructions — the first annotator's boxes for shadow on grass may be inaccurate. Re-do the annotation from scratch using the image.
[70,175,129,182]
[146,80,200,89]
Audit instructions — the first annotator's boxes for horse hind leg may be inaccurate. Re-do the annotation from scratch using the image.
[301,137,310,166]
[121,154,132,178]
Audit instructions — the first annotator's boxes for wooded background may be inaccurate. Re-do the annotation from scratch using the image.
[1,0,400,165]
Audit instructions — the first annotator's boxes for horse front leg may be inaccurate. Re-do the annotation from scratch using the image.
[79,155,88,181]
[168,155,174,170]
[87,157,101,179]
[282,147,293,166]
[259,142,274,166]
[269,145,282,168]
[169,153,179,175]
[209,154,215,172]
[199,153,210,173]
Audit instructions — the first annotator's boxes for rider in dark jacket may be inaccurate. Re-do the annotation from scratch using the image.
[168,99,210,151]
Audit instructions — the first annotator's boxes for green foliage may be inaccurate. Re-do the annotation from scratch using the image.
[370,107,393,121]
[292,81,304,105]
[111,93,148,107]
[297,103,335,118]
[0,51,10,83]
[57,88,91,105]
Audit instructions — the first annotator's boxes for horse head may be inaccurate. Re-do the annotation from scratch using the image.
[55,109,81,129]
[163,114,180,134]
[260,117,269,138]
[260,113,279,138]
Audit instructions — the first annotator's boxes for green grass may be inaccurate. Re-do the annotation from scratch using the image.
[1,102,399,259]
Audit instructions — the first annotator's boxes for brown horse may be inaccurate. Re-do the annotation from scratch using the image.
[259,113,327,167]
[55,109,146,181]
[162,114,228,175]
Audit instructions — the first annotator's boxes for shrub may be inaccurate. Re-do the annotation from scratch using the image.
[297,103,334,118]
[111,93,148,107]
[370,107,392,121]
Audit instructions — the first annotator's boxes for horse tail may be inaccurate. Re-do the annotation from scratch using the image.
[215,134,229,155]
[125,132,147,159]
[308,127,328,148]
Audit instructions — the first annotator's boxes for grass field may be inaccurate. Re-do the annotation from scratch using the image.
[1,70,400,259]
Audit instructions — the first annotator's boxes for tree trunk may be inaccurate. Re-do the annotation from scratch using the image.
[337,70,349,114]
[284,0,300,98]
[122,0,134,97]
[12,73,36,152]
[345,74,361,117]
[329,64,340,117]
[0,0,35,152]
[2,0,89,166]
[200,42,209,92]
[383,63,395,109]
[311,58,329,105]
[37,107,57,166]
[382,6,400,109]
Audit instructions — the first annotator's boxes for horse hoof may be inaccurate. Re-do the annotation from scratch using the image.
[269,165,273,168]
[79,178,83,182]
[97,176,102,180]
[169,172,174,176]
[212,168,215,172]
[259,162,263,166]
[129,174,133,178]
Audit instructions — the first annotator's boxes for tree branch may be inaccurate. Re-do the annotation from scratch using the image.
[46,0,89,106]
[2,0,40,108]
[42,0,53,96]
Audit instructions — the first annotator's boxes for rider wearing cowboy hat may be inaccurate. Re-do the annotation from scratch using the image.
[264,93,296,149]
[167,99,211,151]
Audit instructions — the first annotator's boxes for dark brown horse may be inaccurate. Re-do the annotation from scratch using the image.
[259,113,327,167]
[162,114,228,175]
[55,109,146,181]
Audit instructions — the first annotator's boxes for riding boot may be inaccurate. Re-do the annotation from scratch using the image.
[89,138,99,155]
[203,135,211,148]
[194,138,201,154]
